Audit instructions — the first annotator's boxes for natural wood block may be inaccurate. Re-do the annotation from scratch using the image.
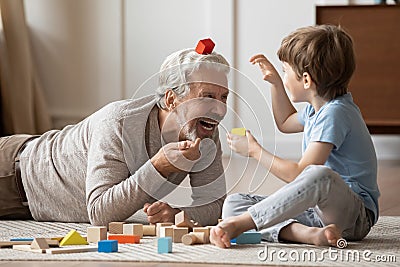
[1,241,31,248]
[175,211,200,229]
[159,226,174,238]
[123,224,143,238]
[47,246,97,254]
[45,239,60,247]
[1,239,59,248]
[175,211,190,227]
[108,222,125,234]
[87,226,107,243]
[172,227,188,243]
[193,227,210,243]
[13,245,46,253]
[30,238,49,250]
[143,225,156,236]
[181,232,205,245]
[50,237,64,242]
[156,222,173,237]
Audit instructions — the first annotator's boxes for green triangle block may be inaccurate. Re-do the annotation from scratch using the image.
[60,230,88,246]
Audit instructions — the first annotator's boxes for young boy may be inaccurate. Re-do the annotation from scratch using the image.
[210,25,380,248]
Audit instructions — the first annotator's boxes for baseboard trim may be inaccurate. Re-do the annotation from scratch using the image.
[372,135,400,160]
[224,135,400,160]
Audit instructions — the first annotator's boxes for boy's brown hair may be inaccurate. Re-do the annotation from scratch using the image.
[277,24,355,101]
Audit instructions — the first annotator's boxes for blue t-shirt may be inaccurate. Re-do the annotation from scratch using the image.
[298,93,380,224]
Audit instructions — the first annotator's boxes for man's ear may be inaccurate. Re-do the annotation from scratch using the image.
[302,72,312,90]
[164,90,176,111]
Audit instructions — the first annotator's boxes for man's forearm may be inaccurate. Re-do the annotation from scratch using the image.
[150,157,171,177]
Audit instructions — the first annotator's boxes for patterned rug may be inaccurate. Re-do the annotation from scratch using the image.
[0,216,399,266]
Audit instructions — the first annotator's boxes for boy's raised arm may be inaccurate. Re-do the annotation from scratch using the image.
[249,54,303,133]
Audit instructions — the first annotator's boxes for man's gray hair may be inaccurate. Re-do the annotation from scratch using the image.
[156,48,230,109]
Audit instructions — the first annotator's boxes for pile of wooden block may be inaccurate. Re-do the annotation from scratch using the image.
[1,210,261,255]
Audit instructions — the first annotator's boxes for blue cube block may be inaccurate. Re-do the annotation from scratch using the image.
[236,232,261,244]
[157,237,172,253]
[98,240,118,253]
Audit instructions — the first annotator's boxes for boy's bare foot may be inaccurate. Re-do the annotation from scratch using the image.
[280,222,343,247]
[310,224,342,247]
[210,213,256,248]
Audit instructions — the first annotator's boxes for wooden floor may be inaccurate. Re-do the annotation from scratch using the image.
[2,159,399,267]
[376,160,400,216]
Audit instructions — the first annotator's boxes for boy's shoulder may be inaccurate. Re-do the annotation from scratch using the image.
[311,94,364,133]
[321,93,357,117]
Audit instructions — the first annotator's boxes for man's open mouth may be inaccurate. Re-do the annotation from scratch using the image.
[199,118,218,131]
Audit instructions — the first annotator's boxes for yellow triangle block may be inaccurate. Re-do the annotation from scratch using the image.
[231,127,246,136]
[59,230,88,246]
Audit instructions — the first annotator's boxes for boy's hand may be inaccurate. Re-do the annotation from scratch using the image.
[249,54,281,85]
[227,130,261,158]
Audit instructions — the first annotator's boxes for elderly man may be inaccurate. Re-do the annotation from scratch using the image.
[0,46,230,226]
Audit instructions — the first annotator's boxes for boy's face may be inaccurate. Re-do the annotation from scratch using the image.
[282,62,308,103]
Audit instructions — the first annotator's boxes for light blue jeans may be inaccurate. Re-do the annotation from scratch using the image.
[222,165,372,242]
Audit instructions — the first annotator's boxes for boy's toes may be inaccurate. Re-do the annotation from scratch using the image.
[210,226,230,248]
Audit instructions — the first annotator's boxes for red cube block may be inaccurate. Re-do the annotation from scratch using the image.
[195,38,215,54]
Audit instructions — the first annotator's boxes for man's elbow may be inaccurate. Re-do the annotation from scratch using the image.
[87,204,109,226]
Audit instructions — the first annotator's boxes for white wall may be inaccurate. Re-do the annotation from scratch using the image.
[24,0,400,159]
[234,0,318,158]
[24,0,123,128]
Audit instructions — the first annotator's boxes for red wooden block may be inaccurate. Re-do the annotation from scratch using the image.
[108,234,140,244]
[195,38,215,54]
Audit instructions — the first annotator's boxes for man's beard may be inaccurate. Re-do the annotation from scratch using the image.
[176,108,219,141]
[179,119,218,141]
[179,120,198,141]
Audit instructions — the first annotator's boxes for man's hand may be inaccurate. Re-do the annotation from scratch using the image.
[151,138,201,177]
[143,201,180,224]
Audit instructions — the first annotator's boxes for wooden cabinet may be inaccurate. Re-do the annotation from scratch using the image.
[316,5,400,134]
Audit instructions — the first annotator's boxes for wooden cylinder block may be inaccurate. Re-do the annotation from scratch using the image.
[181,232,205,245]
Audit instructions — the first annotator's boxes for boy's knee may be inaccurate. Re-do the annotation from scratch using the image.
[224,193,249,205]
[299,165,336,184]
[306,165,333,176]
[222,193,254,219]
